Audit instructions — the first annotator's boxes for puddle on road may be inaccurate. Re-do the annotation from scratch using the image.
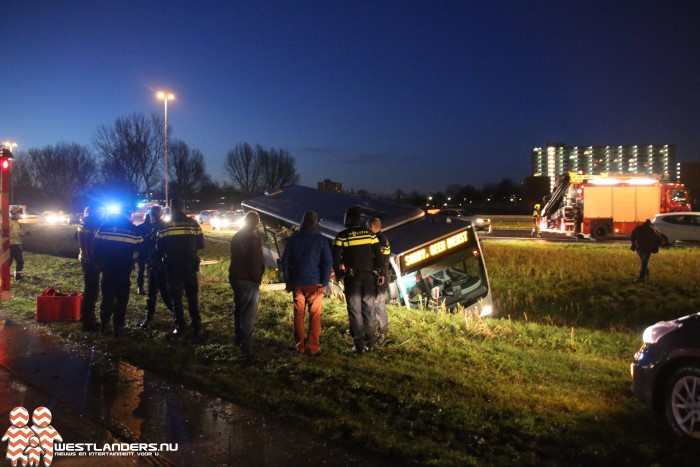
[0,317,389,466]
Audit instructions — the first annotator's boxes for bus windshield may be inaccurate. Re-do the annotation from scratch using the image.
[398,248,488,310]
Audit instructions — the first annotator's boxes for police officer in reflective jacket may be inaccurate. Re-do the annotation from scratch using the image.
[138,205,174,329]
[157,199,204,337]
[75,205,104,331]
[93,208,143,337]
[333,207,385,354]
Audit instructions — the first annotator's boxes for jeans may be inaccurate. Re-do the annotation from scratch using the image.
[231,280,260,352]
[374,289,388,335]
[637,251,651,281]
[344,273,377,349]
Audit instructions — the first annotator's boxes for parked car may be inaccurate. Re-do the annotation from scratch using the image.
[230,209,246,228]
[67,212,84,224]
[196,210,219,224]
[41,211,70,224]
[436,208,492,233]
[211,210,246,230]
[631,312,700,439]
[651,212,700,246]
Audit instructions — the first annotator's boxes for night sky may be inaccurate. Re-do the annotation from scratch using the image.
[2,0,700,195]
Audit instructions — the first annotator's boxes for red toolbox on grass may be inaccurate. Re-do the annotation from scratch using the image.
[36,288,82,322]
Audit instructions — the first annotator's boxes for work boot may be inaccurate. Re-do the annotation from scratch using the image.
[376,333,387,346]
[13,272,22,280]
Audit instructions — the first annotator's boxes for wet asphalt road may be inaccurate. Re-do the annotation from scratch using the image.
[0,316,391,466]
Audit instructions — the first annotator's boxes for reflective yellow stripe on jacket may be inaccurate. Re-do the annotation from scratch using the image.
[333,232,378,248]
[158,224,202,238]
[94,230,143,245]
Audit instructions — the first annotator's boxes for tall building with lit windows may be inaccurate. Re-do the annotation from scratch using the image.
[531,143,677,192]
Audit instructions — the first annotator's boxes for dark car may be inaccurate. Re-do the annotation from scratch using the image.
[631,312,700,439]
[437,208,492,233]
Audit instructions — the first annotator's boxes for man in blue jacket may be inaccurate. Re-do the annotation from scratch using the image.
[281,211,332,356]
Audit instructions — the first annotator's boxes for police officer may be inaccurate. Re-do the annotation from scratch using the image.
[367,217,391,346]
[157,199,204,337]
[75,205,103,331]
[138,205,174,329]
[93,208,143,337]
[333,207,385,354]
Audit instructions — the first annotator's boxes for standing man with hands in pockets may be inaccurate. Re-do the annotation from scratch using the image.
[281,211,332,356]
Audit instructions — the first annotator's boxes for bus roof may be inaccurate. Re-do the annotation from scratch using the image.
[243,185,422,234]
[242,185,478,256]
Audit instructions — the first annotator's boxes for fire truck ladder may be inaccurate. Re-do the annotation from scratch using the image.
[540,173,570,221]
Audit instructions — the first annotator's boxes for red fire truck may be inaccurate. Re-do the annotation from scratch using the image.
[541,172,691,239]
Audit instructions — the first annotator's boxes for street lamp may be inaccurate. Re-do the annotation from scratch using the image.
[156,91,175,206]
[3,142,17,204]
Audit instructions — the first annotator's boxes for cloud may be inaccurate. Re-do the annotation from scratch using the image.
[301,146,336,154]
[340,153,387,164]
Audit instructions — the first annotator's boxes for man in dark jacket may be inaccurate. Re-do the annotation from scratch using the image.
[367,217,391,346]
[631,219,662,283]
[93,208,143,337]
[157,199,204,337]
[139,205,174,329]
[333,207,385,354]
[75,205,103,331]
[229,211,265,356]
[281,211,332,356]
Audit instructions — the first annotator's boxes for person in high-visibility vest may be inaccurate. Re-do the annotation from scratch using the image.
[9,207,29,280]
[532,203,542,238]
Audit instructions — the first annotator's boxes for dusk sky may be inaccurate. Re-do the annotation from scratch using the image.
[2,0,700,195]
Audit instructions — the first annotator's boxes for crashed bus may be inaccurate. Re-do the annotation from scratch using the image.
[242,185,493,317]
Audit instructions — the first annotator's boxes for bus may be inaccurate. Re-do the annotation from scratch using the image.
[242,185,493,317]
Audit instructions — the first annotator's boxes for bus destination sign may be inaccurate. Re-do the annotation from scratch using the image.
[401,229,470,269]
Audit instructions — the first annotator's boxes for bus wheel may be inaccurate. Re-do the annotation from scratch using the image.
[592,223,610,240]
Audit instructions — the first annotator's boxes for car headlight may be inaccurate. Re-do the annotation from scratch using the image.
[163,214,171,223]
[476,218,484,224]
[236,218,245,228]
[642,321,682,344]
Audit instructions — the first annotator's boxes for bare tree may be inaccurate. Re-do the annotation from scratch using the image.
[23,143,98,209]
[93,113,165,194]
[167,140,210,199]
[258,147,299,189]
[225,143,261,197]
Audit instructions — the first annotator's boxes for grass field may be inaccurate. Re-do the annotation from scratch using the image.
[4,224,700,465]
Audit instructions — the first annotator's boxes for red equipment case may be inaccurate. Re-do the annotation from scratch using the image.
[36,288,82,322]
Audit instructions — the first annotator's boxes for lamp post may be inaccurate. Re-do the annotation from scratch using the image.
[2,142,17,204]
[156,92,174,206]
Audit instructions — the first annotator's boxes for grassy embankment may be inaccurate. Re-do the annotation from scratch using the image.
[3,224,700,465]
